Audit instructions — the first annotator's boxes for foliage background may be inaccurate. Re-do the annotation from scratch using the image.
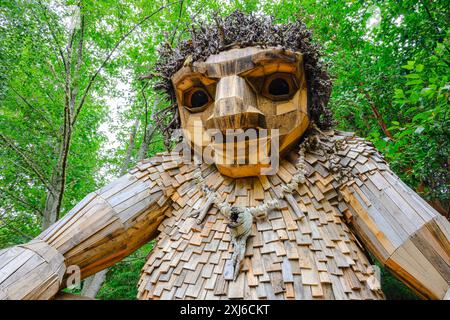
[0,0,448,300]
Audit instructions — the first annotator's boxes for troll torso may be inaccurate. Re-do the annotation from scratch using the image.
[135,131,386,300]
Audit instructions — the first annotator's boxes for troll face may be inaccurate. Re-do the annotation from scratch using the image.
[172,46,310,178]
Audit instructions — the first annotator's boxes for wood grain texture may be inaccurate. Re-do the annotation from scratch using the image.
[174,47,309,178]
[137,134,385,300]
[1,130,447,300]
[332,131,450,299]
[0,152,181,299]
[0,240,65,300]
[41,153,179,281]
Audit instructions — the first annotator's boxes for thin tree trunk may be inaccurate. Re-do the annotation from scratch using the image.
[41,182,60,229]
[37,0,181,297]
[363,92,393,140]
[40,7,83,230]
[28,2,179,230]
[137,99,159,160]
[137,124,156,160]
[120,118,140,174]
[81,116,141,298]
[42,124,72,230]
[80,269,108,298]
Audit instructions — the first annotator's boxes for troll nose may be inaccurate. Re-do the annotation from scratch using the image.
[205,75,266,131]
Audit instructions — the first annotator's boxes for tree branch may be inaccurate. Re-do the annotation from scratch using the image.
[170,0,184,45]
[69,8,85,117]
[36,0,68,72]
[363,91,393,140]
[141,82,150,142]
[120,118,140,175]
[72,0,182,127]
[138,94,159,160]
[0,188,43,217]
[0,134,53,193]
[9,86,54,128]
[0,218,34,241]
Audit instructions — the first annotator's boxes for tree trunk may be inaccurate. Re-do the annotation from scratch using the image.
[363,91,393,139]
[41,185,60,230]
[120,118,140,174]
[40,6,82,230]
[41,139,68,230]
[137,99,158,160]
[80,269,108,297]
[80,116,141,298]
[137,124,155,160]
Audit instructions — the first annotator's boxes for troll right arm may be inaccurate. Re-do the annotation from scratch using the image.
[0,156,180,300]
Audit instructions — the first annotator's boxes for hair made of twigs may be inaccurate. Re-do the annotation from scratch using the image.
[150,10,333,148]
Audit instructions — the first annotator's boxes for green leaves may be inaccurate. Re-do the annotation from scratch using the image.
[0,0,448,300]
[385,43,449,203]
[402,61,415,70]
[415,64,424,72]
[0,0,119,243]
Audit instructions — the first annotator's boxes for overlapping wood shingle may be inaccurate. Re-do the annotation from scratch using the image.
[137,131,386,300]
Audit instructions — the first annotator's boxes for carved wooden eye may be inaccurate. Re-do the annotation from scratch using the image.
[190,89,209,108]
[184,87,212,112]
[268,77,290,96]
[261,73,298,101]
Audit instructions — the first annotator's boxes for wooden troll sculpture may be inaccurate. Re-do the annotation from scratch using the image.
[0,12,448,300]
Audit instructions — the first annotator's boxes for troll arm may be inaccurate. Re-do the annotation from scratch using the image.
[334,133,449,299]
[0,157,176,300]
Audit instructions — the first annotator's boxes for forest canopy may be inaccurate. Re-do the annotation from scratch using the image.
[0,0,448,300]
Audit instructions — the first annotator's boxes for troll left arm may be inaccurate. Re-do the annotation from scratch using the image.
[333,133,449,300]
